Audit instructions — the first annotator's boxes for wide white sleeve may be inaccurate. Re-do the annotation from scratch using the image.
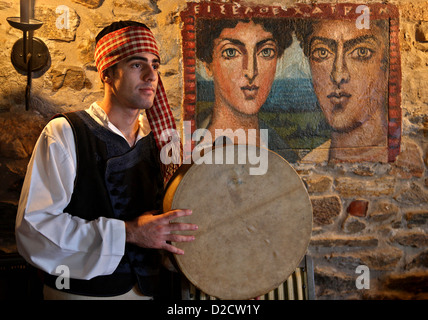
[15,117,126,280]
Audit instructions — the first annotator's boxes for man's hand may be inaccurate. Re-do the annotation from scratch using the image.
[125,209,197,255]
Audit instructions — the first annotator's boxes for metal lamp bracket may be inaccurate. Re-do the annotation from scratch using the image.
[11,37,49,74]
[7,17,50,110]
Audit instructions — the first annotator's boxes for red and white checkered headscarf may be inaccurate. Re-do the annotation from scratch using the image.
[95,26,181,185]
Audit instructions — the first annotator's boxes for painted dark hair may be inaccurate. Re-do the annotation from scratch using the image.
[196,18,294,64]
[294,18,389,59]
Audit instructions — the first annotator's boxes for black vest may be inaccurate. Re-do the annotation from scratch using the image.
[43,110,164,297]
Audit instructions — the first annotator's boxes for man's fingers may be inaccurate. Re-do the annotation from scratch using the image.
[161,209,193,223]
[142,209,160,216]
[129,209,196,252]
[168,222,198,232]
[166,233,196,243]
[162,242,185,255]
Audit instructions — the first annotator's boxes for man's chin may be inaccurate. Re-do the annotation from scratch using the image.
[330,120,364,134]
[138,102,155,110]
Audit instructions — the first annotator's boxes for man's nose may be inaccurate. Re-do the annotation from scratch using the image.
[330,50,350,88]
[142,65,158,82]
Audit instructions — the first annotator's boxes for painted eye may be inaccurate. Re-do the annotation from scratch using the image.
[311,48,331,60]
[222,48,239,59]
[350,47,374,60]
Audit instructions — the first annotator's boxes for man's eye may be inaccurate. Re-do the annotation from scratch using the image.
[222,48,239,59]
[350,47,374,60]
[311,48,332,61]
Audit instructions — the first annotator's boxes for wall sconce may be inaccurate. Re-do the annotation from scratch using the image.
[7,0,50,110]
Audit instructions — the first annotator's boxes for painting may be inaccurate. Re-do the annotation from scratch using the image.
[180,1,401,164]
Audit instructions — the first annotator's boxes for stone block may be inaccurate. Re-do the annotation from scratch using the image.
[394,182,428,205]
[49,65,92,91]
[327,247,402,272]
[347,200,369,217]
[310,195,341,226]
[351,164,376,177]
[342,216,366,234]
[383,272,428,294]
[303,174,333,193]
[335,177,396,198]
[399,3,428,21]
[112,0,159,16]
[415,22,428,42]
[34,5,80,42]
[310,235,378,249]
[402,70,428,106]
[390,138,425,178]
[369,201,400,223]
[0,138,27,159]
[313,266,357,298]
[72,0,104,9]
[77,31,97,65]
[391,230,428,248]
[405,250,428,270]
[405,211,428,229]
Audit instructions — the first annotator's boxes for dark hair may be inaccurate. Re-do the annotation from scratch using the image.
[95,20,150,45]
[294,19,389,58]
[196,18,294,64]
[293,19,315,57]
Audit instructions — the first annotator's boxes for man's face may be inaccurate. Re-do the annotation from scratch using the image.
[108,52,159,110]
[205,20,279,116]
[308,20,388,133]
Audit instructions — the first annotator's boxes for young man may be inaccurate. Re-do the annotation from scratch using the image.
[297,19,389,163]
[15,21,197,299]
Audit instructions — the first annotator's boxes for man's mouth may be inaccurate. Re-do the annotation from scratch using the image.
[327,91,351,105]
[138,86,155,94]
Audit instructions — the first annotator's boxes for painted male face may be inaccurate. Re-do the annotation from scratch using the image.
[109,52,159,110]
[308,20,388,133]
[206,20,279,116]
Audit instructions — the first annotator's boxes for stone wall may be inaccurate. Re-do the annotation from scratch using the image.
[0,0,427,299]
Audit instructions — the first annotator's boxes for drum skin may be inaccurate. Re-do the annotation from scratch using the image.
[163,145,312,300]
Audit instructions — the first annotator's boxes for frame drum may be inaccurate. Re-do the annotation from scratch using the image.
[163,145,312,300]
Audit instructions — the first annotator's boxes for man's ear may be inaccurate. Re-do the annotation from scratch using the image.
[101,69,112,84]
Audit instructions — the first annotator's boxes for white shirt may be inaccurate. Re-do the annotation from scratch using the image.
[15,103,151,280]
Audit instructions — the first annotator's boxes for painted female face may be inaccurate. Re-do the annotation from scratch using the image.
[206,20,279,116]
[308,20,388,132]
